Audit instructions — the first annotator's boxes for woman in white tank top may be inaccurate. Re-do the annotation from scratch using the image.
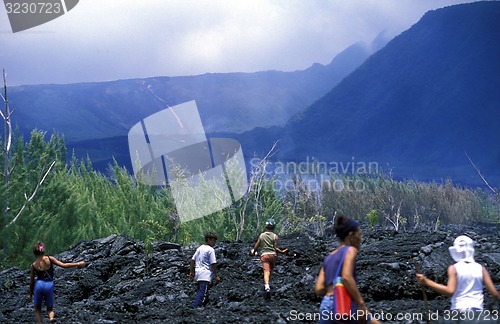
[416,235,499,311]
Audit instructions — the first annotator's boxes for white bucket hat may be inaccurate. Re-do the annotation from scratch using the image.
[448,235,475,262]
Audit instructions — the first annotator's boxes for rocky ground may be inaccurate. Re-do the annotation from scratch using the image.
[0,224,499,323]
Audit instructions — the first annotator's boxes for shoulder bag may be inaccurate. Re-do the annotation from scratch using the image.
[334,246,352,315]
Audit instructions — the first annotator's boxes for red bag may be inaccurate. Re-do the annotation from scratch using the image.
[333,247,352,315]
[334,276,352,315]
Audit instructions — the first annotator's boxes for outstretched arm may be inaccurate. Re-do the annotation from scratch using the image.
[416,265,457,297]
[273,235,288,254]
[49,256,86,269]
[483,266,500,300]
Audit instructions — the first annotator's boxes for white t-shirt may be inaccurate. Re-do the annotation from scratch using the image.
[451,261,484,310]
[192,244,217,282]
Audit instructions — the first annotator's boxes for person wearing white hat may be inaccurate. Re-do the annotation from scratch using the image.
[416,235,499,311]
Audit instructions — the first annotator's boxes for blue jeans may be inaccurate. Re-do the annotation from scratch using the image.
[319,296,336,324]
[192,281,210,308]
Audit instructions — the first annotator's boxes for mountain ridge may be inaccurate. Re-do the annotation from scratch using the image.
[9,39,378,141]
[7,37,382,176]
[268,1,500,186]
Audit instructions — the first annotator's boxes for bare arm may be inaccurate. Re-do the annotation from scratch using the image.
[342,247,365,307]
[273,235,288,254]
[211,263,220,284]
[416,265,457,297]
[251,235,261,255]
[29,265,35,298]
[49,256,86,269]
[189,259,195,278]
[483,266,500,299]
[314,266,327,296]
[342,247,375,323]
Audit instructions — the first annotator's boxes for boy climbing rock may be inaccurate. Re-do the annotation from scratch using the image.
[251,219,288,299]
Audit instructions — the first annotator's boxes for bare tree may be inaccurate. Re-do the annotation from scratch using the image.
[6,161,56,227]
[1,70,56,231]
[465,152,497,195]
[1,69,13,255]
[465,151,499,222]
[384,200,406,232]
[234,141,278,240]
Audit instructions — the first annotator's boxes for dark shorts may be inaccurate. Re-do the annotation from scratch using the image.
[260,253,277,272]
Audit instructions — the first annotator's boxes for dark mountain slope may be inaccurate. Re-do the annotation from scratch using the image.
[274,1,500,186]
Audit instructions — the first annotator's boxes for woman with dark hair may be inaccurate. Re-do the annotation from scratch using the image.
[315,214,378,324]
[29,241,86,324]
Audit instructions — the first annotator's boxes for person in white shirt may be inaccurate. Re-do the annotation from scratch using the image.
[416,235,499,311]
[189,232,220,308]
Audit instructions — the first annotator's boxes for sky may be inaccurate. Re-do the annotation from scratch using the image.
[0,0,478,86]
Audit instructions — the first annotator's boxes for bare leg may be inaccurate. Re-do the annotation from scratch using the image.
[263,270,272,299]
[34,306,43,324]
[263,270,271,285]
[48,306,55,321]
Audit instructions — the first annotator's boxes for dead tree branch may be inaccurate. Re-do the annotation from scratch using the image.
[465,151,496,194]
[6,160,56,227]
[236,141,279,239]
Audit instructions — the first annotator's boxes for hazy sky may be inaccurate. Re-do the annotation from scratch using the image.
[0,0,477,86]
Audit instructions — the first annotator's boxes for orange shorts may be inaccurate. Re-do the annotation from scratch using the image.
[260,253,277,272]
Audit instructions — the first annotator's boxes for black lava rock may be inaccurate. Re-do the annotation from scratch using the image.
[1,225,499,323]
